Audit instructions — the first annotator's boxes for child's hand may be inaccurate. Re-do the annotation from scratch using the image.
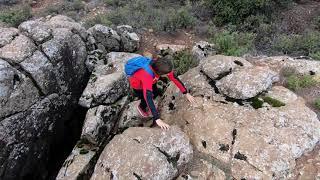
[185,93,196,105]
[155,119,170,130]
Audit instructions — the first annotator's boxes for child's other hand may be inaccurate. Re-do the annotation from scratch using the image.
[185,93,196,105]
[155,119,170,130]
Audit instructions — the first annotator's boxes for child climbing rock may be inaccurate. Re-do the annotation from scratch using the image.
[125,54,195,130]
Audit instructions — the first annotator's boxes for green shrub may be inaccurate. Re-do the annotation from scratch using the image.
[0,5,31,27]
[272,31,320,57]
[204,0,293,26]
[173,50,198,75]
[84,14,112,28]
[315,98,320,109]
[262,96,285,107]
[312,16,320,30]
[286,75,317,91]
[251,97,264,109]
[103,0,195,31]
[211,30,256,56]
[310,51,320,61]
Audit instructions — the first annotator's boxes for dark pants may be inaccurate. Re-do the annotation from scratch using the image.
[133,84,160,112]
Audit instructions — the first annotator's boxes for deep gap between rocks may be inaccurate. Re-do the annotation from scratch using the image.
[46,105,88,180]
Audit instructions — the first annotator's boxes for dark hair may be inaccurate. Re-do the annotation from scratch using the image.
[151,56,173,75]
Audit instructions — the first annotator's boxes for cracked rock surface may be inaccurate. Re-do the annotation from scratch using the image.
[90,126,193,180]
[160,58,320,179]
[0,15,88,179]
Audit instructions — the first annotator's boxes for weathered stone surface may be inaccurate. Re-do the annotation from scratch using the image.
[81,96,128,144]
[46,15,88,40]
[117,25,140,52]
[216,66,279,99]
[160,66,320,179]
[0,34,36,63]
[192,41,216,61]
[56,145,96,180]
[200,55,252,80]
[0,59,40,118]
[0,27,19,48]
[156,44,187,54]
[265,86,298,104]
[177,158,226,180]
[118,100,144,128]
[79,52,140,108]
[0,94,75,179]
[19,19,52,43]
[252,56,320,75]
[88,24,121,52]
[20,50,58,95]
[90,126,193,180]
[0,15,89,179]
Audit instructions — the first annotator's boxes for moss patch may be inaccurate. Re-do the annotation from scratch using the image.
[262,96,286,107]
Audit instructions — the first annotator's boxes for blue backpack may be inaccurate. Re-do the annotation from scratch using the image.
[125,56,155,77]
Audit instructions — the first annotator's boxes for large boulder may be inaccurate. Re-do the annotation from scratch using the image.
[200,55,252,80]
[160,67,320,179]
[192,41,217,61]
[19,19,52,43]
[90,126,193,180]
[117,25,140,52]
[0,15,89,179]
[216,66,279,99]
[252,56,320,75]
[0,34,37,63]
[88,24,121,52]
[80,96,128,145]
[156,44,188,54]
[0,27,19,48]
[79,52,140,108]
[56,144,97,180]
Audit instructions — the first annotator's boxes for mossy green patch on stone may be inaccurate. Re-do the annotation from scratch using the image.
[250,97,264,109]
[79,149,89,155]
[262,96,286,107]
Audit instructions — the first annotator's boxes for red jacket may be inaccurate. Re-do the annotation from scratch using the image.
[129,67,187,121]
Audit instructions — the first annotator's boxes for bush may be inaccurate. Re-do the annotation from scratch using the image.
[310,51,320,61]
[272,31,320,57]
[204,0,293,26]
[173,50,198,75]
[103,0,195,31]
[210,30,256,56]
[39,0,85,18]
[0,5,31,27]
[286,75,317,91]
[84,14,112,28]
[315,97,320,109]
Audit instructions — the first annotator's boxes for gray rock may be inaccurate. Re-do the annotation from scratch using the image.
[19,19,52,43]
[46,15,88,40]
[88,24,121,52]
[253,56,320,75]
[81,96,128,145]
[192,41,217,61]
[90,126,193,180]
[0,27,19,48]
[0,94,75,179]
[216,66,279,99]
[200,55,252,80]
[56,145,96,180]
[161,67,320,179]
[79,52,140,108]
[0,15,89,179]
[0,34,36,63]
[20,50,58,95]
[118,100,145,128]
[0,59,40,118]
[117,25,140,52]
